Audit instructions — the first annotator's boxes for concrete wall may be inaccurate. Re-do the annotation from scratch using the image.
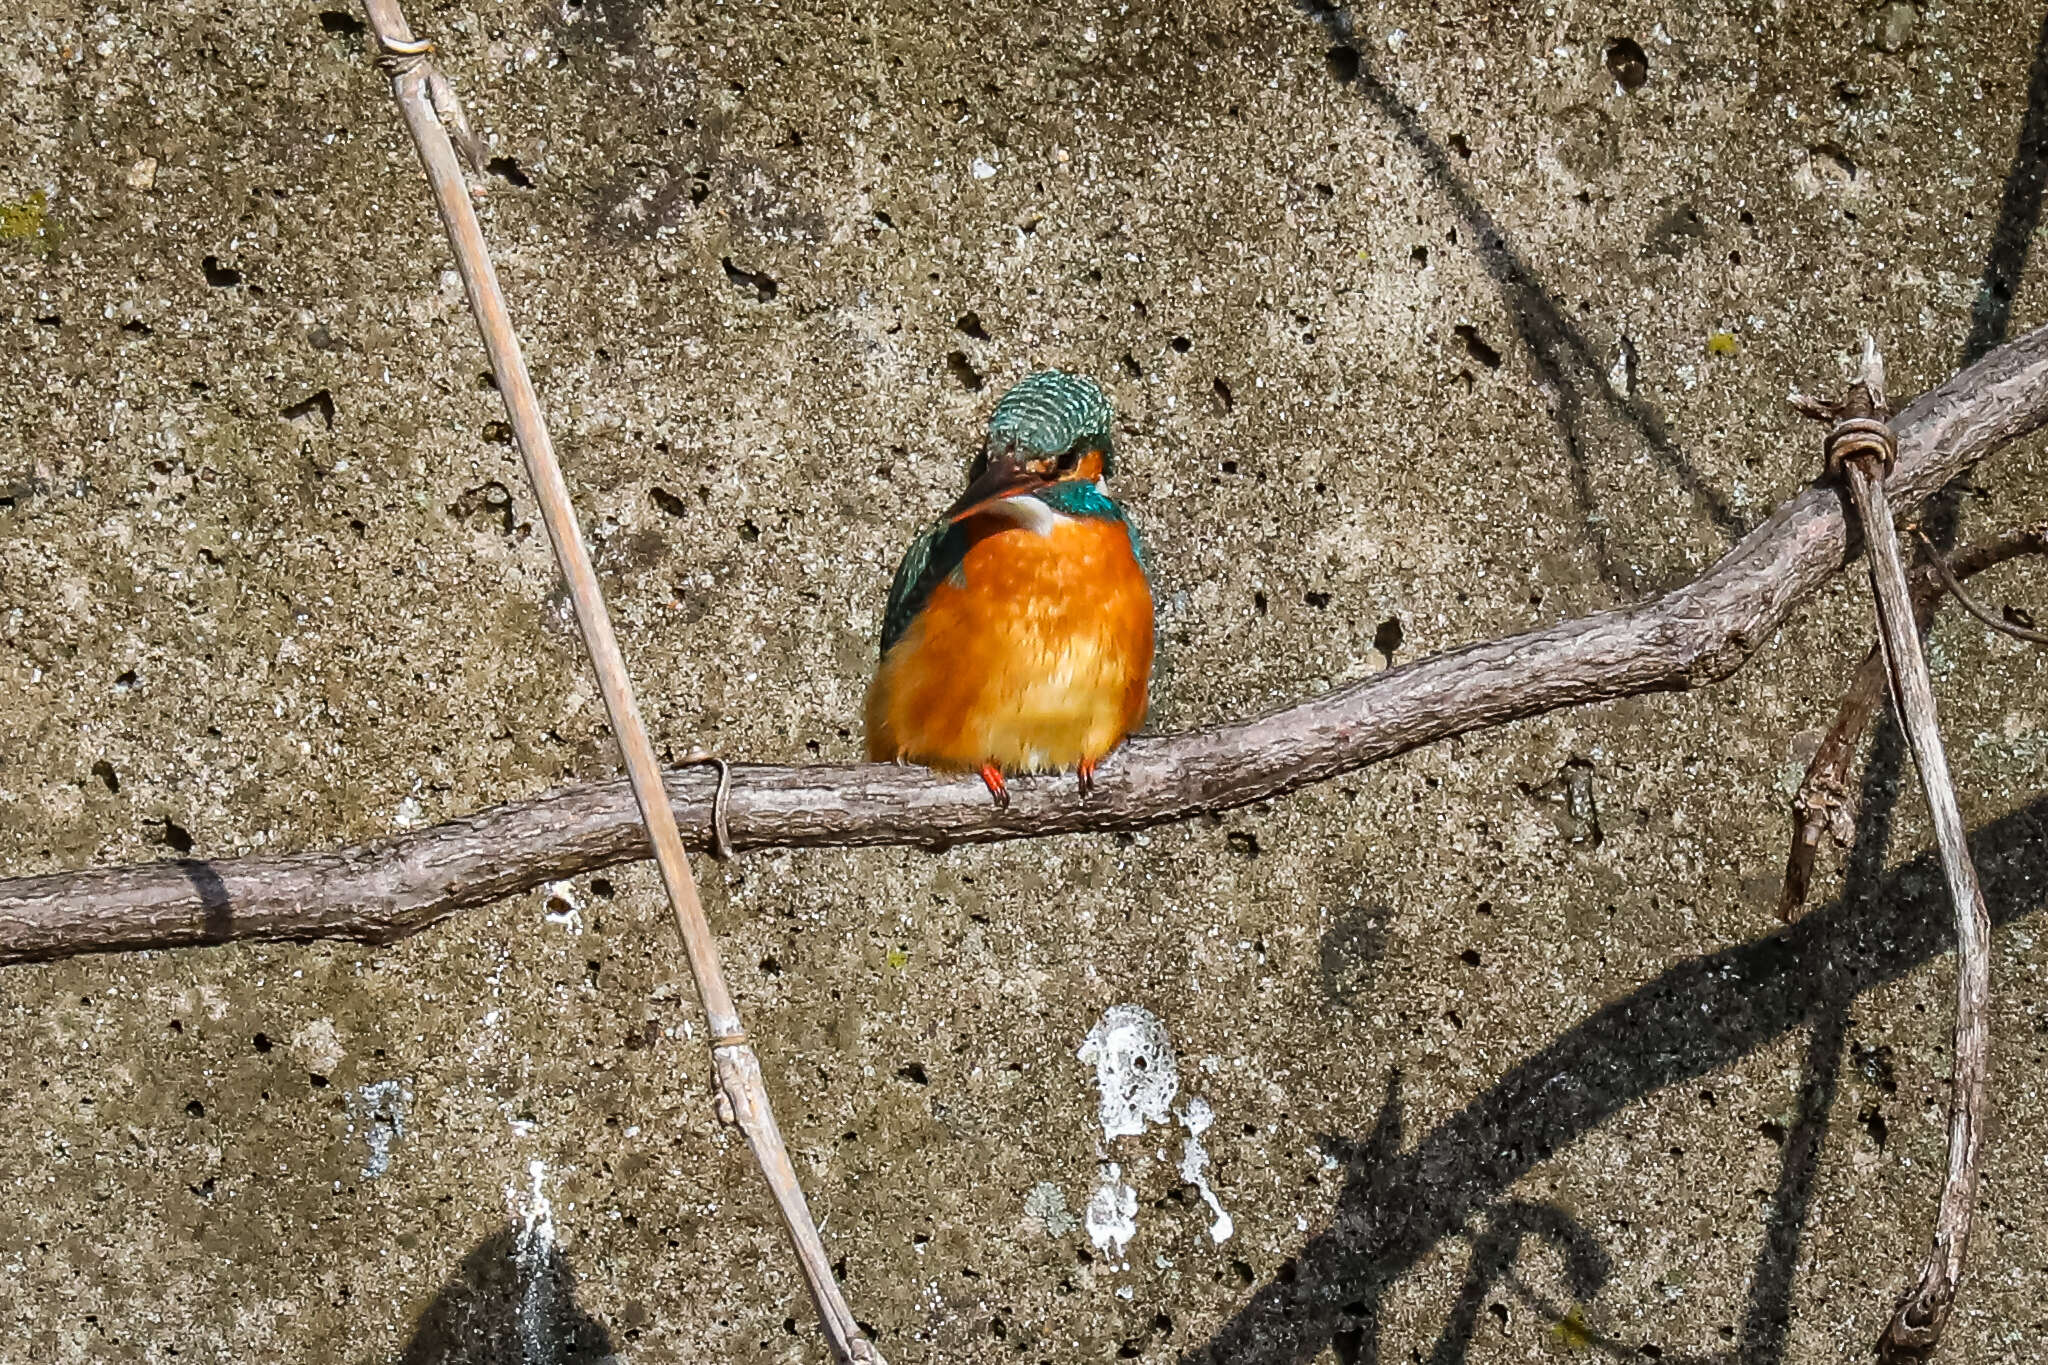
[3,1,2046,1361]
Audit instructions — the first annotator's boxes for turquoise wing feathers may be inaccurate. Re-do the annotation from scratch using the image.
[880,519,971,655]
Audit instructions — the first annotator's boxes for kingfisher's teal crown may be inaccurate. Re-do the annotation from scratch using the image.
[986,369,1116,475]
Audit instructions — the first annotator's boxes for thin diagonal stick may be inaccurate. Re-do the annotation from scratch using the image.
[356,5,879,1360]
[1914,529,2048,645]
[1799,343,1993,1359]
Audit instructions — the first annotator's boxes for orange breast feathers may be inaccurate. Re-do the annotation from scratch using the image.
[866,513,1154,775]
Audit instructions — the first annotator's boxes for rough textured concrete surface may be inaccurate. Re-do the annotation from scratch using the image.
[5,1,2048,1361]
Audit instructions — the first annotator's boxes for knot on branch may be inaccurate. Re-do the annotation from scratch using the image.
[1790,334,1898,479]
[374,34,435,78]
[1877,1279,1948,1359]
[1824,414,1899,478]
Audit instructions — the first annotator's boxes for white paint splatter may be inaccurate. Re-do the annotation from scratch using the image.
[1078,1004,1178,1140]
[1084,1163,1138,1258]
[349,1079,412,1179]
[541,880,583,934]
[1177,1097,1234,1244]
[512,1159,558,1363]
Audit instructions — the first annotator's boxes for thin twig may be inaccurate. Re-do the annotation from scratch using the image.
[1797,341,1994,1359]
[355,6,878,1361]
[1780,521,2048,920]
[6,323,2048,963]
[1915,528,2048,645]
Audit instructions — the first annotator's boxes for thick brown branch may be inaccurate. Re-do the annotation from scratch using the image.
[7,325,2048,965]
[1779,521,2048,920]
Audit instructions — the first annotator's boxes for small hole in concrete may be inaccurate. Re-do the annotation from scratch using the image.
[721,257,778,302]
[1454,325,1501,369]
[1605,37,1649,91]
[1374,616,1405,663]
[486,156,533,189]
[281,390,336,431]
[947,350,984,392]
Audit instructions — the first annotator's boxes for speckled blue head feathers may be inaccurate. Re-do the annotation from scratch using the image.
[986,370,1116,475]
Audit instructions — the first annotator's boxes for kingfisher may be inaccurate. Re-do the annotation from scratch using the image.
[866,369,1155,807]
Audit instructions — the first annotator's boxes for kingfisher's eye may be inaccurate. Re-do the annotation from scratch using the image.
[1056,449,1081,472]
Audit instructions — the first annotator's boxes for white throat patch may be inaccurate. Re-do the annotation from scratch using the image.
[986,493,1064,537]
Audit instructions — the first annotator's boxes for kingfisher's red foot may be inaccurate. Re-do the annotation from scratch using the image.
[978,763,1010,809]
[1077,758,1097,798]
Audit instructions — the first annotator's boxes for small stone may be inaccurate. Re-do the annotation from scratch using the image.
[1874,1,1917,53]
[126,156,156,191]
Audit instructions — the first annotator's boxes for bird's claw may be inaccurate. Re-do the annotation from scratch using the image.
[978,763,1010,809]
[1077,759,1096,799]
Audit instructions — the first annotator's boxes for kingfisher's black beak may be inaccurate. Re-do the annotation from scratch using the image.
[945,447,1048,523]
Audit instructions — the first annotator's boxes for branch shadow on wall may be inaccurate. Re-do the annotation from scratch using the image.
[1188,10,2048,1365]
[1300,2,1741,593]
[1963,7,2048,370]
[397,1226,619,1365]
[1187,793,2047,1365]
[1727,12,2048,1360]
